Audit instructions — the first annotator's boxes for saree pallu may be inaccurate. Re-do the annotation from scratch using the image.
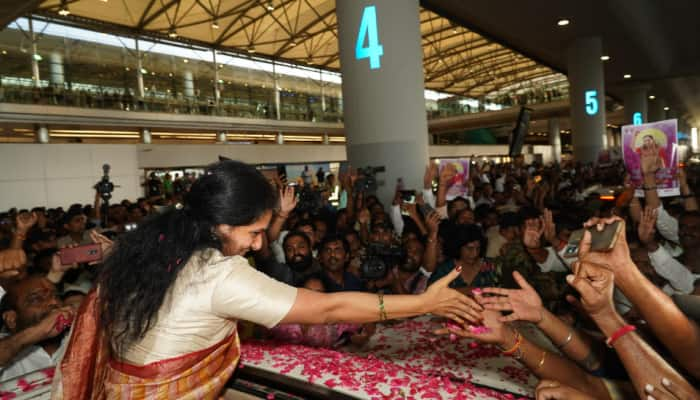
[53,290,240,400]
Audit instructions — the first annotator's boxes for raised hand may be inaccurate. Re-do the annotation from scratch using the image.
[439,163,457,188]
[425,211,441,234]
[424,163,438,189]
[0,248,27,279]
[423,266,484,324]
[542,209,558,246]
[89,229,114,259]
[15,211,38,234]
[357,208,371,225]
[535,380,596,400]
[278,185,298,215]
[434,309,511,346]
[522,217,544,249]
[479,271,544,324]
[637,207,658,248]
[566,261,616,320]
[578,216,635,275]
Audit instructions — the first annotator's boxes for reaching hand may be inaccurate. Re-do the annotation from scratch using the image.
[439,163,457,188]
[479,271,544,324]
[566,261,616,320]
[434,309,511,346]
[424,163,438,189]
[0,248,26,279]
[535,380,596,400]
[15,211,38,234]
[578,216,635,274]
[425,212,441,235]
[644,378,700,400]
[357,208,371,225]
[637,207,658,248]
[423,266,484,324]
[89,229,114,259]
[522,217,544,249]
[27,306,76,342]
[542,209,558,246]
[279,186,298,215]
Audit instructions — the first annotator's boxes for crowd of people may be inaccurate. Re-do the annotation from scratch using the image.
[1,149,699,399]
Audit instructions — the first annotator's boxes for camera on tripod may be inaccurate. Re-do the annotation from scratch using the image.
[360,242,405,280]
[94,164,115,202]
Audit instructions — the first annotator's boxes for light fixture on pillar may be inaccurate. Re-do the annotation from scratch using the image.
[58,2,70,16]
[211,20,220,29]
[183,58,189,63]
[623,74,632,79]
[663,106,669,111]
[600,55,610,61]
[648,95,656,100]
[557,19,570,26]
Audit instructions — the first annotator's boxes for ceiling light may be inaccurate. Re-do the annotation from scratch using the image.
[32,54,42,61]
[140,68,147,74]
[124,66,130,71]
[452,27,458,34]
[265,0,275,11]
[623,74,631,79]
[1,50,6,55]
[168,72,173,77]
[290,41,297,47]
[150,71,156,75]
[648,95,655,100]
[168,29,178,38]
[211,20,220,29]
[600,55,610,61]
[183,58,189,63]
[58,4,70,16]
[247,46,256,53]
[664,106,670,111]
[557,19,570,26]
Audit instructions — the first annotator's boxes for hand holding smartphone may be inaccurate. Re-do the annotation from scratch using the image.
[59,243,103,265]
[563,221,622,258]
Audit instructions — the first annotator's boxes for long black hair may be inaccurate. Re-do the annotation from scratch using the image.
[99,160,277,355]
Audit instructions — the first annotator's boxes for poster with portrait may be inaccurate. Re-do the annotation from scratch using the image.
[622,119,679,197]
[438,158,471,200]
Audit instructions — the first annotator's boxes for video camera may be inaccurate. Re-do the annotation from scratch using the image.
[353,166,386,193]
[360,242,405,280]
[294,185,323,214]
[94,164,115,202]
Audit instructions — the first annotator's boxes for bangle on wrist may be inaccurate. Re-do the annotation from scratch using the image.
[500,330,522,355]
[642,185,657,191]
[534,350,547,371]
[606,324,636,348]
[557,330,574,349]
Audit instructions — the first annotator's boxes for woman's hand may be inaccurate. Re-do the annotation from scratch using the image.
[434,309,513,347]
[423,266,484,324]
[479,271,544,324]
[535,380,596,400]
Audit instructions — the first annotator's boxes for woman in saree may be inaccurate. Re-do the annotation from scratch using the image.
[52,160,483,399]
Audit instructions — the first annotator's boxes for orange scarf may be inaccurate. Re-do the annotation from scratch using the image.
[53,290,240,399]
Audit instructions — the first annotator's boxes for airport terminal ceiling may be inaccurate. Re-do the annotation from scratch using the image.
[30,0,567,100]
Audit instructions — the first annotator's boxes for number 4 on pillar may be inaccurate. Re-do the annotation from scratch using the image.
[355,5,384,70]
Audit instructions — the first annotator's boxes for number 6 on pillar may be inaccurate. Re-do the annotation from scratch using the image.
[355,5,384,70]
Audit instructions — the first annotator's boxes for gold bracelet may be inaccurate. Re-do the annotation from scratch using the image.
[557,330,574,349]
[378,293,387,321]
[535,350,547,371]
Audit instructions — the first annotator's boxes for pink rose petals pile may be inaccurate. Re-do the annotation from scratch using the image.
[241,317,536,399]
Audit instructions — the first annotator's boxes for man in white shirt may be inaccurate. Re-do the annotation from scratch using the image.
[0,274,74,383]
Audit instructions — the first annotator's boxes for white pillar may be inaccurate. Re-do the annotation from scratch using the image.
[140,128,152,144]
[49,52,64,87]
[323,133,330,145]
[135,39,145,98]
[276,133,284,144]
[548,118,561,164]
[212,50,221,104]
[691,127,698,153]
[567,37,606,163]
[36,124,49,143]
[337,0,429,203]
[273,62,281,120]
[183,70,195,98]
[28,17,41,87]
[623,86,649,125]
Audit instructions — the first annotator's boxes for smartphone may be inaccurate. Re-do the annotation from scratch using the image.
[400,190,416,204]
[59,243,103,265]
[419,202,435,216]
[563,221,623,258]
